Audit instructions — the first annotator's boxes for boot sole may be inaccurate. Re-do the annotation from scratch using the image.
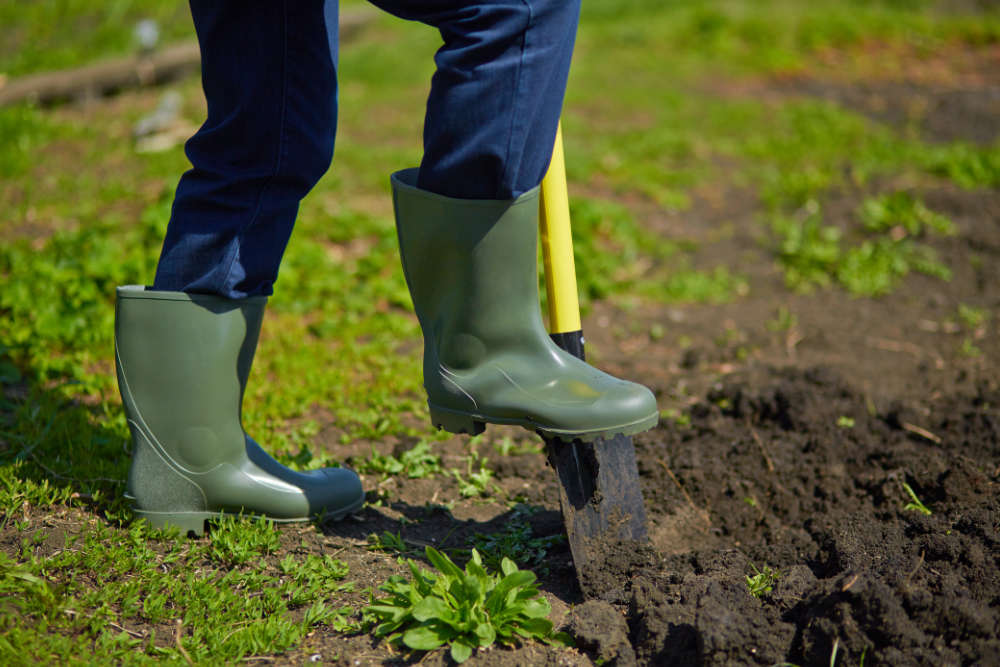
[130,495,366,538]
[428,403,658,443]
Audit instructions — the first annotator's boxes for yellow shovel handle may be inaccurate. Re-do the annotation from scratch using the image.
[539,122,582,335]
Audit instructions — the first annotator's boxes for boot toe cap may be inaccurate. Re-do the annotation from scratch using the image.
[592,379,659,431]
[531,378,658,440]
[314,467,365,518]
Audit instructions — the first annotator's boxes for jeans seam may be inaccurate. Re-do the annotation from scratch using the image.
[501,0,533,199]
[218,0,290,296]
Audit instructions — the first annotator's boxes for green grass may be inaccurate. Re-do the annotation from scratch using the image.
[0,1,194,77]
[0,518,353,662]
[2,0,999,661]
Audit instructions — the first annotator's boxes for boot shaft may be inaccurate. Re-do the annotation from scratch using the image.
[391,168,547,371]
[115,286,266,471]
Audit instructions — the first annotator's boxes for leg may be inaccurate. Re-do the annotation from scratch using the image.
[381,1,658,440]
[154,0,340,298]
[370,0,581,199]
[121,1,363,535]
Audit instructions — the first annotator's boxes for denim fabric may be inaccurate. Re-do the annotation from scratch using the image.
[153,0,581,299]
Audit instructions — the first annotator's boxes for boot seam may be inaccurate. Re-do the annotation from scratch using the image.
[116,339,209,510]
[391,169,540,208]
[116,285,268,305]
[438,365,479,410]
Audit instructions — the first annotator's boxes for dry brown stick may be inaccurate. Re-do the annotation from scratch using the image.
[108,621,145,639]
[657,458,711,528]
[785,329,804,359]
[0,41,200,107]
[906,551,925,583]
[28,451,122,485]
[747,423,775,473]
[0,8,376,108]
[865,336,925,358]
[901,422,942,444]
[175,619,194,665]
[865,336,947,367]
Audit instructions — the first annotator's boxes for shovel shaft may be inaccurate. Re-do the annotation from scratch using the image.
[539,123,583,340]
[538,121,650,598]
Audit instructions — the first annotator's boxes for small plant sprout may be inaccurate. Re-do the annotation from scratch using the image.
[767,306,798,332]
[467,505,565,574]
[366,547,568,663]
[956,303,989,331]
[901,482,932,516]
[354,441,442,479]
[836,416,855,428]
[367,531,415,556]
[959,337,982,358]
[745,563,779,598]
[450,452,499,498]
[660,408,692,427]
[492,437,543,457]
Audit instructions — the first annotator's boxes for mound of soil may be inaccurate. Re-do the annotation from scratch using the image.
[575,367,1000,666]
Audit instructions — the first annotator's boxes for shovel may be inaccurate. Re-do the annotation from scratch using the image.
[538,122,651,593]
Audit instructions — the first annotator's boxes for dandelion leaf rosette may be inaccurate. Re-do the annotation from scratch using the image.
[365,547,558,663]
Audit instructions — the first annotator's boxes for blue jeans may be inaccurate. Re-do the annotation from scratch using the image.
[153,0,581,298]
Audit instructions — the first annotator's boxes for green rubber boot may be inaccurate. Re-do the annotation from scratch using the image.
[390,168,658,442]
[115,286,364,536]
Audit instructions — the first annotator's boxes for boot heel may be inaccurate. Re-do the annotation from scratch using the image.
[133,509,214,537]
[429,405,485,435]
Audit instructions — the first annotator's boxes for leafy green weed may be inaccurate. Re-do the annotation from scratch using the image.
[449,452,499,499]
[773,193,954,296]
[366,546,568,663]
[466,505,565,575]
[353,440,442,480]
[746,562,780,598]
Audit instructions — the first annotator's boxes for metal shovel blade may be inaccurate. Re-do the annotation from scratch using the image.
[544,432,649,596]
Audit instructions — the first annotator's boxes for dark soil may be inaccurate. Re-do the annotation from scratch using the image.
[782,79,1000,145]
[625,367,1000,665]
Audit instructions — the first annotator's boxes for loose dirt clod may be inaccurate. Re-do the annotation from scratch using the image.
[576,536,660,602]
[567,600,636,666]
